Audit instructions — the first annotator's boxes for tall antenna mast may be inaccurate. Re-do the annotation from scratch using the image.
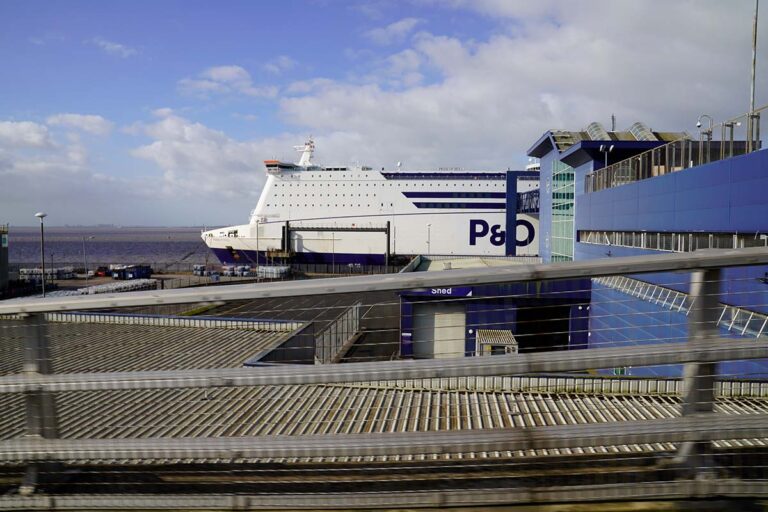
[294,137,315,167]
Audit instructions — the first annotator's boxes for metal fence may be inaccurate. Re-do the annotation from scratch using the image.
[315,301,362,364]
[586,104,766,193]
[0,248,767,508]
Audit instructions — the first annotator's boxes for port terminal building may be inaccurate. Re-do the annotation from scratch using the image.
[396,122,767,379]
[527,122,768,378]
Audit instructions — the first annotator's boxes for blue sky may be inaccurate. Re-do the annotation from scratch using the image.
[0,0,766,226]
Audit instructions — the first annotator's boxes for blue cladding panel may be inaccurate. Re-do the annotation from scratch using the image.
[576,149,768,233]
[735,177,768,205]
[537,152,556,262]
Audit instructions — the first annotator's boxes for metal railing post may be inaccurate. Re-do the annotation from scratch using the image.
[20,313,59,495]
[22,313,59,438]
[677,268,720,478]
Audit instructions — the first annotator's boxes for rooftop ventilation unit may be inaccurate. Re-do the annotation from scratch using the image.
[628,122,658,142]
[586,122,611,141]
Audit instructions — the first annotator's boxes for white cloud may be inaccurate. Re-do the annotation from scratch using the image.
[276,1,766,170]
[91,37,137,58]
[417,0,558,19]
[0,118,132,224]
[0,121,52,148]
[365,18,423,45]
[152,107,175,118]
[263,55,297,75]
[131,113,270,196]
[28,33,67,47]
[285,78,335,95]
[382,49,424,87]
[0,113,270,226]
[46,114,113,136]
[178,65,277,98]
[350,1,390,20]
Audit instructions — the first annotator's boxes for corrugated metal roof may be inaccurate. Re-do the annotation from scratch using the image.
[1,380,765,464]
[0,322,293,375]
[477,329,517,346]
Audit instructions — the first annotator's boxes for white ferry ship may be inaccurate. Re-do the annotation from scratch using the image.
[202,139,538,266]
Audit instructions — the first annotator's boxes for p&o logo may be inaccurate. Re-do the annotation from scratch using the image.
[469,219,535,247]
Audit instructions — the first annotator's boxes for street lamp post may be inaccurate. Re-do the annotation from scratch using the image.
[82,236,94,284]
[598,144,614,186]
[34,212,47,297]
[427,224,432,254]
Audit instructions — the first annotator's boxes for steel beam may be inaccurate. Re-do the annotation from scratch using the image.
[0,413,764,463]
[0,338,764,393]
[0,480,766,510]
[1,247,767,315]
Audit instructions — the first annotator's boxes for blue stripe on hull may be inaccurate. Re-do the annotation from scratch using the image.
[413,202,506,209]
[210,247,388,266]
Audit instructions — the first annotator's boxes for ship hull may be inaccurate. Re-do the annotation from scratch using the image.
[210,247,389,266]
[202,155,539,267]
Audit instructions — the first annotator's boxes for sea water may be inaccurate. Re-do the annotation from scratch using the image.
[7,226,210,270]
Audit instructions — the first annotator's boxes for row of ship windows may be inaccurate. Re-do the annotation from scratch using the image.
[579,230,768,252]
[284,173,503,180]
[274,182,502,187]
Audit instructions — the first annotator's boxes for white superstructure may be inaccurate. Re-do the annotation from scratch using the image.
[202,139,538,266]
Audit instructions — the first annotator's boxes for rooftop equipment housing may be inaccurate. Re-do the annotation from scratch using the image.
[586,122,611,141]
[628,121,658,141]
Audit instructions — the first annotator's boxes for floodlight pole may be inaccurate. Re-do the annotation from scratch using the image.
[83,236,94,285]
[34,212,47,297]
[748,0,760,152]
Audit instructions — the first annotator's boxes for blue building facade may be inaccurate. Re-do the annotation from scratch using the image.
[528,125,768,378]
[399,279,591,358]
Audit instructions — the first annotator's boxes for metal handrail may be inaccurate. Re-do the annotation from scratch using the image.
[585,103,767,193]
[0,338,763,393]
[2,247,768,315]
[0,413,763,462]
